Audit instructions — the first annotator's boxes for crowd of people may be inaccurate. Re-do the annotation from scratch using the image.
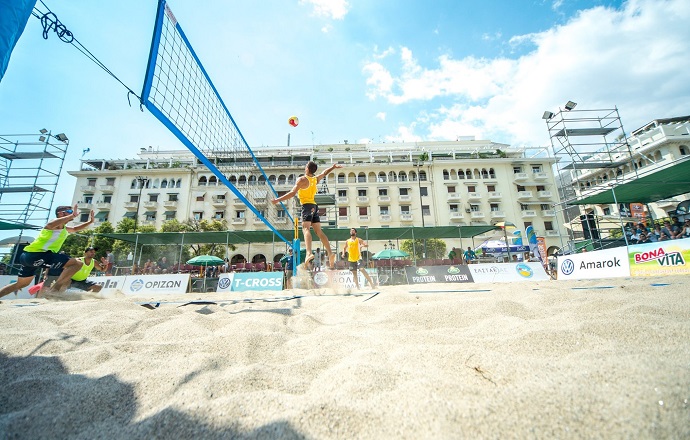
[625,217,690,243]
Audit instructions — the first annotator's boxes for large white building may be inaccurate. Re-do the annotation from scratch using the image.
[68,138,566,262]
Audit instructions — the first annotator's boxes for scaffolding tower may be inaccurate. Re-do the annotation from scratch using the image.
[0,131,69,265]
[544,105,634,252]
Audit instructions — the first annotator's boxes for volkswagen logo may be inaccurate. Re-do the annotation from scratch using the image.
[218,277,231,289]
[560,259,575,275]
[130,278,145,291]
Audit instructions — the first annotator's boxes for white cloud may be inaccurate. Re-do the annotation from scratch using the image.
[362,0,690,146]
[376,112,386,121]
[299,0,350,20]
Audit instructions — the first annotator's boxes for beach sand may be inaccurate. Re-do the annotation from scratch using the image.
[1,277,688,439]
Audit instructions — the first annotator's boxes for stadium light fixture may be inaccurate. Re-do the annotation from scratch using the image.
[56,133,69,142]
[564,101,577,111]
[39,128,48,134]
[542,111,555,120]
[39,136,46,142]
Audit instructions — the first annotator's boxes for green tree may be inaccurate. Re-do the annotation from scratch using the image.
[182,218,233,258]
[400,238,446,260]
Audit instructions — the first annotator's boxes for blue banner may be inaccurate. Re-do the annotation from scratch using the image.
[0,0,36,82]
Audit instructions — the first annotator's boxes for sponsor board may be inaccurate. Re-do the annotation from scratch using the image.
[628,240,690,277]
[122,274,190,295]
[557,247,630,280]
[85,276,127,292]
[311,269,377,289]
[0,275,36,300]
[469,262,550,283]
[222,272,283,292]
[404,265,474,284]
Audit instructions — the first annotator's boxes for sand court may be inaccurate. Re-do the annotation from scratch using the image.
[1,276,688,438]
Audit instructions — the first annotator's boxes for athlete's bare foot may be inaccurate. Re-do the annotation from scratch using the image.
[328,253,336,270]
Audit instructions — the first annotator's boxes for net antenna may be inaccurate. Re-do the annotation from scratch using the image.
[141,0,292,243]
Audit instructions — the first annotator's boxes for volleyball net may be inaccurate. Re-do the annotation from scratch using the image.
[141,0,292,244]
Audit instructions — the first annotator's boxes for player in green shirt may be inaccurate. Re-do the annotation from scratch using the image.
[0,205,94,298]
[70,246,108,292]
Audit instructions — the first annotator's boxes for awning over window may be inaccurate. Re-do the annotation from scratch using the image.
[144,211,156,216]
[123,212,136,218]
[95,211,109,219]
[164,211,176,216]
[194,192,205,198]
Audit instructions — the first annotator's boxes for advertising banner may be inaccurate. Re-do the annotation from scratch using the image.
[536,237,548,262]
[469,262,550,283]
[85,276,128,292]
[557,247,630,280]
[310,269,377,289]
[404,265,474,285]
[0,275,35,299]
[219,272,283,292]
[628,240,690,277]
[121,274,190,295]
[630,203,646,220]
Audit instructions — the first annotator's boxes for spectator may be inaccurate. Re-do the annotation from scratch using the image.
[662,221,680,240]
[448,247,458,260]
[463,246,477,264]
[105,249,115,275]
[144,259,153,274]
[284,248,294,289]
[157,256,169,273]
[680,219,690,240]
[637,232,651,244]
[652,224,662,241]
[659,231,671,241]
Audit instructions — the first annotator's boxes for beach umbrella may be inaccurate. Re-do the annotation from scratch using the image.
[372,249,409,260]
[186,255,224,266]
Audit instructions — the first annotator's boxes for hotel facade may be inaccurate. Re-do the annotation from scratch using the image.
[68,138,566,262]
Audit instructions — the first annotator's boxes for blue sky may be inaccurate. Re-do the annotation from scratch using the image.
[1,0,689,218]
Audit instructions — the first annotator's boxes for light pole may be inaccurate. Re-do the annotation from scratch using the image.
[133,176,149,233]
[415,158,427,258]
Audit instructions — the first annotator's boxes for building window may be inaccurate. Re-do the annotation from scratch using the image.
[540,204,550,210]
[318,208,327,216]
[449,204,458,213]
[420,187,428,196]
[149,194,158,202]
[517,185,526,192]
[419,171,427,181]
[443,170,450,180]
[129,195,139,203]
[79,213,89,222]
[165,212,175,220]
[103,195,112,203]
[603,207,611,216]
[84,195,94,203]
[359,206,368,216]
[193,211,203,220]
[680,146,687,155]
[106,177,115,185]
[487,185,495,192]
[214,211,224,219]
[145,212,156,221]
[531,165,542,173]
[87,178,96,187]
[168,194,178,202]
[490,204,499,211]
[198,176,207,186]
[401,206,410,214]
[447,186,456,193]
[399,188,409,196]
[338,189,347,197]
[380,206,389,215]
[378,188,387,196]
[513,166,522,174]
[470,205,480,212]
[236,210,245,219]
[520,204,529,210]
[196,194,204,202]
[358,189,367,197]
[338,207,348,216]
[277,210,287,218]
[422,205,430,216]
[536,185,546,191]
[544,221,554,230]
[467,185,476,192]
[524,222,532,228]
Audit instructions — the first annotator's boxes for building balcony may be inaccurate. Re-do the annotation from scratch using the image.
[356,196,369,204]
[80,185,97,193]
[123,201,138,210]
[336,196,349,204]
[254,197,267,206]
[399,195,412,204]
[380,214,391,222]
[541,210,556,217]
[655,199,680,209]
[545,230,560,237]
[488,191,502,200]
[143,201,158,209]
[490,210,505,219]
[338,215,349,223]
[99,185,115,193]
[359,215,370,222]
[140,219,156,226]
[163,200,178,209]
[467,192,482,201]
[232,217,246,225]
[533,172,548,180]
[96,202,111,210]
[521,210,537,218]
[377,195,391,203]
[517,191,533,200]
[513,173,528,181]
[212,198,227,207]
[253,217,264,224]
[449,212,464,221]
[233,198,244,206]
[470,211,485,219]
[77,202,92,210]
[447,193,461,201]
[400,213,413,221]
[537,190,552,198]
[275,217,288,224]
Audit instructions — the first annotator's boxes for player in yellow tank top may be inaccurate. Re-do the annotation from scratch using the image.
[341,228,377,289]
[272,161,343,269]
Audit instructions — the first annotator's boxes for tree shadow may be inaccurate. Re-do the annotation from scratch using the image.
[0,353,308,439]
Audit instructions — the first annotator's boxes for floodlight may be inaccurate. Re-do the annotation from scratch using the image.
[542,111,555,120]
[39,128,48,134]
[39,136,46,142]
[564,101,577,111]
[56,133,68,142]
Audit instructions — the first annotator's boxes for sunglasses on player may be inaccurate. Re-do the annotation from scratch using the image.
[61,209,73,214]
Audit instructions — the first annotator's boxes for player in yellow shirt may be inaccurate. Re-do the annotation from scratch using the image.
[342,228,377,290]
[272,161,342,268]
[70,247,108,292]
